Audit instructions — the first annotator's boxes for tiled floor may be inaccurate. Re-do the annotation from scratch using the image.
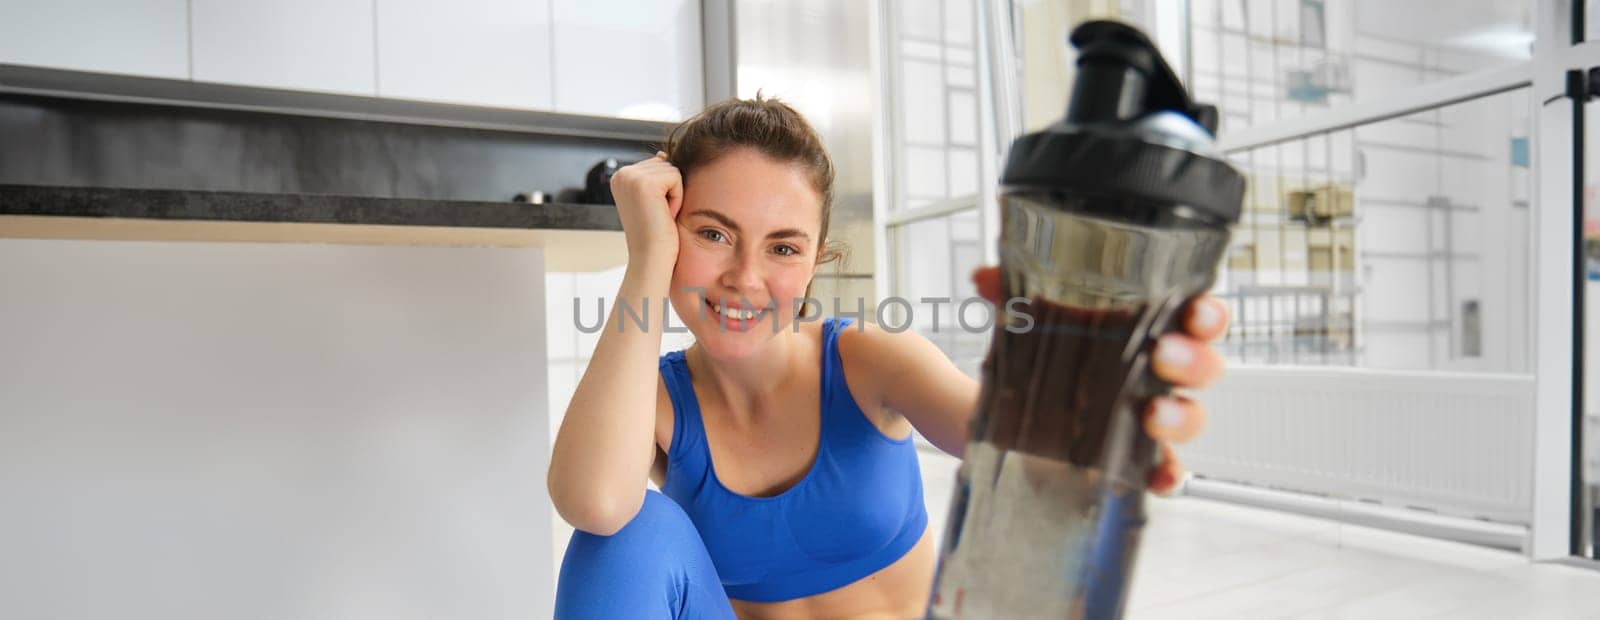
[554,449,1600,618]
[1127,495,1600,619]
[919,449,1600,620]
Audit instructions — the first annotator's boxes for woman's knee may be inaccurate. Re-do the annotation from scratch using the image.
[624,490,699,535]
[570,491,697,548]
[556,491,729,619]
[558,491,711,585]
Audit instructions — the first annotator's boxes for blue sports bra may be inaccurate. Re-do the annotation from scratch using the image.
[657,317,929,602]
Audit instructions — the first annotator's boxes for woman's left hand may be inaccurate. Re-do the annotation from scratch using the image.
[970,266,1228,495]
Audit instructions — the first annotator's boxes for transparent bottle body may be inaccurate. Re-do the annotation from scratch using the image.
[927,192,1230,619]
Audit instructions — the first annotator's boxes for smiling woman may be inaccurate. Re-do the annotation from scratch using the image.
[547,97,957,619]
[544,96,1224,619]
[670,150,825,344]
[666,97,847,310]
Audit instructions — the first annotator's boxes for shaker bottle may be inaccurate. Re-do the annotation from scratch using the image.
[926,20,1245,620]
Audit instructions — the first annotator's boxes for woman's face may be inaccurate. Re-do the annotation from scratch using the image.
[669,147,823,361]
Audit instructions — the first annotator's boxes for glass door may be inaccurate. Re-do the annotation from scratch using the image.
[1583,72,1600,562]
[1577,0,1600,561]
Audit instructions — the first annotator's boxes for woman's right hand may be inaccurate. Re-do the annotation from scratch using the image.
[611,152,684,266]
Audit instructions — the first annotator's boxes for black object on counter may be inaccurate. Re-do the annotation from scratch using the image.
[583,158,622,205]
[512,191,549,204]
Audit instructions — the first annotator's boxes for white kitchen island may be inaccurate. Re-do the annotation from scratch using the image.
[0,186,625,620]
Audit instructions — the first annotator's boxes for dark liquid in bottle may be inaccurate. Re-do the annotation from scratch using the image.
[929,296,1172,619]
[976,296,1165,478]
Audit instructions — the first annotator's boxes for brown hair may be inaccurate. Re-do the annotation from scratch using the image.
[664,95,844,268]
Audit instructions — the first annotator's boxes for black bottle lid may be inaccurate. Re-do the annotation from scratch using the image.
[1001,20,1245,225]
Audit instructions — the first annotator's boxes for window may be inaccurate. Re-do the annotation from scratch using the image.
[1188,0,1534,133]
[1221,90,1533,372]
[882,0,993,375]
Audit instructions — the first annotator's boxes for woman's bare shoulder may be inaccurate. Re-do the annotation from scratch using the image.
[832,317,938,364]
[834,318,977,454]
[830,319,932,402]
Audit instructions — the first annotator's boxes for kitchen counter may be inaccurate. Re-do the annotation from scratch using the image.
[0,184,627,271]
[1,182,633,616]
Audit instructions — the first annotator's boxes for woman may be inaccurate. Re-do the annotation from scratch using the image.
[547,97,1225,619]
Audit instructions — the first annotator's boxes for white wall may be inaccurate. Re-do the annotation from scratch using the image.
[0,239,553,620]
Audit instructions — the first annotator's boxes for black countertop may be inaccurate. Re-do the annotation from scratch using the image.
[0,184,623,231]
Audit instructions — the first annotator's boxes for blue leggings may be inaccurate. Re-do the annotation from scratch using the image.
[554,491,737,619]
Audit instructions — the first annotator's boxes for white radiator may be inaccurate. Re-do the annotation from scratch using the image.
[1182,366,1535,525]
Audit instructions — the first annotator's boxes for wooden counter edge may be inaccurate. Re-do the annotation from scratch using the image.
[0,215,629,272]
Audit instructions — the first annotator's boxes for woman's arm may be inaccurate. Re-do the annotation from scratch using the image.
[841,324,979,458]
[547,263,674,536]
[547,155,682,536]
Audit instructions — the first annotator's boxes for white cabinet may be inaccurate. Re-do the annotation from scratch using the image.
[376,0,553,110]
[190,0,376,96]
[0,0,188,79]
[551,0,703,121]
[0,0,701,123]
[0,240,555,619]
